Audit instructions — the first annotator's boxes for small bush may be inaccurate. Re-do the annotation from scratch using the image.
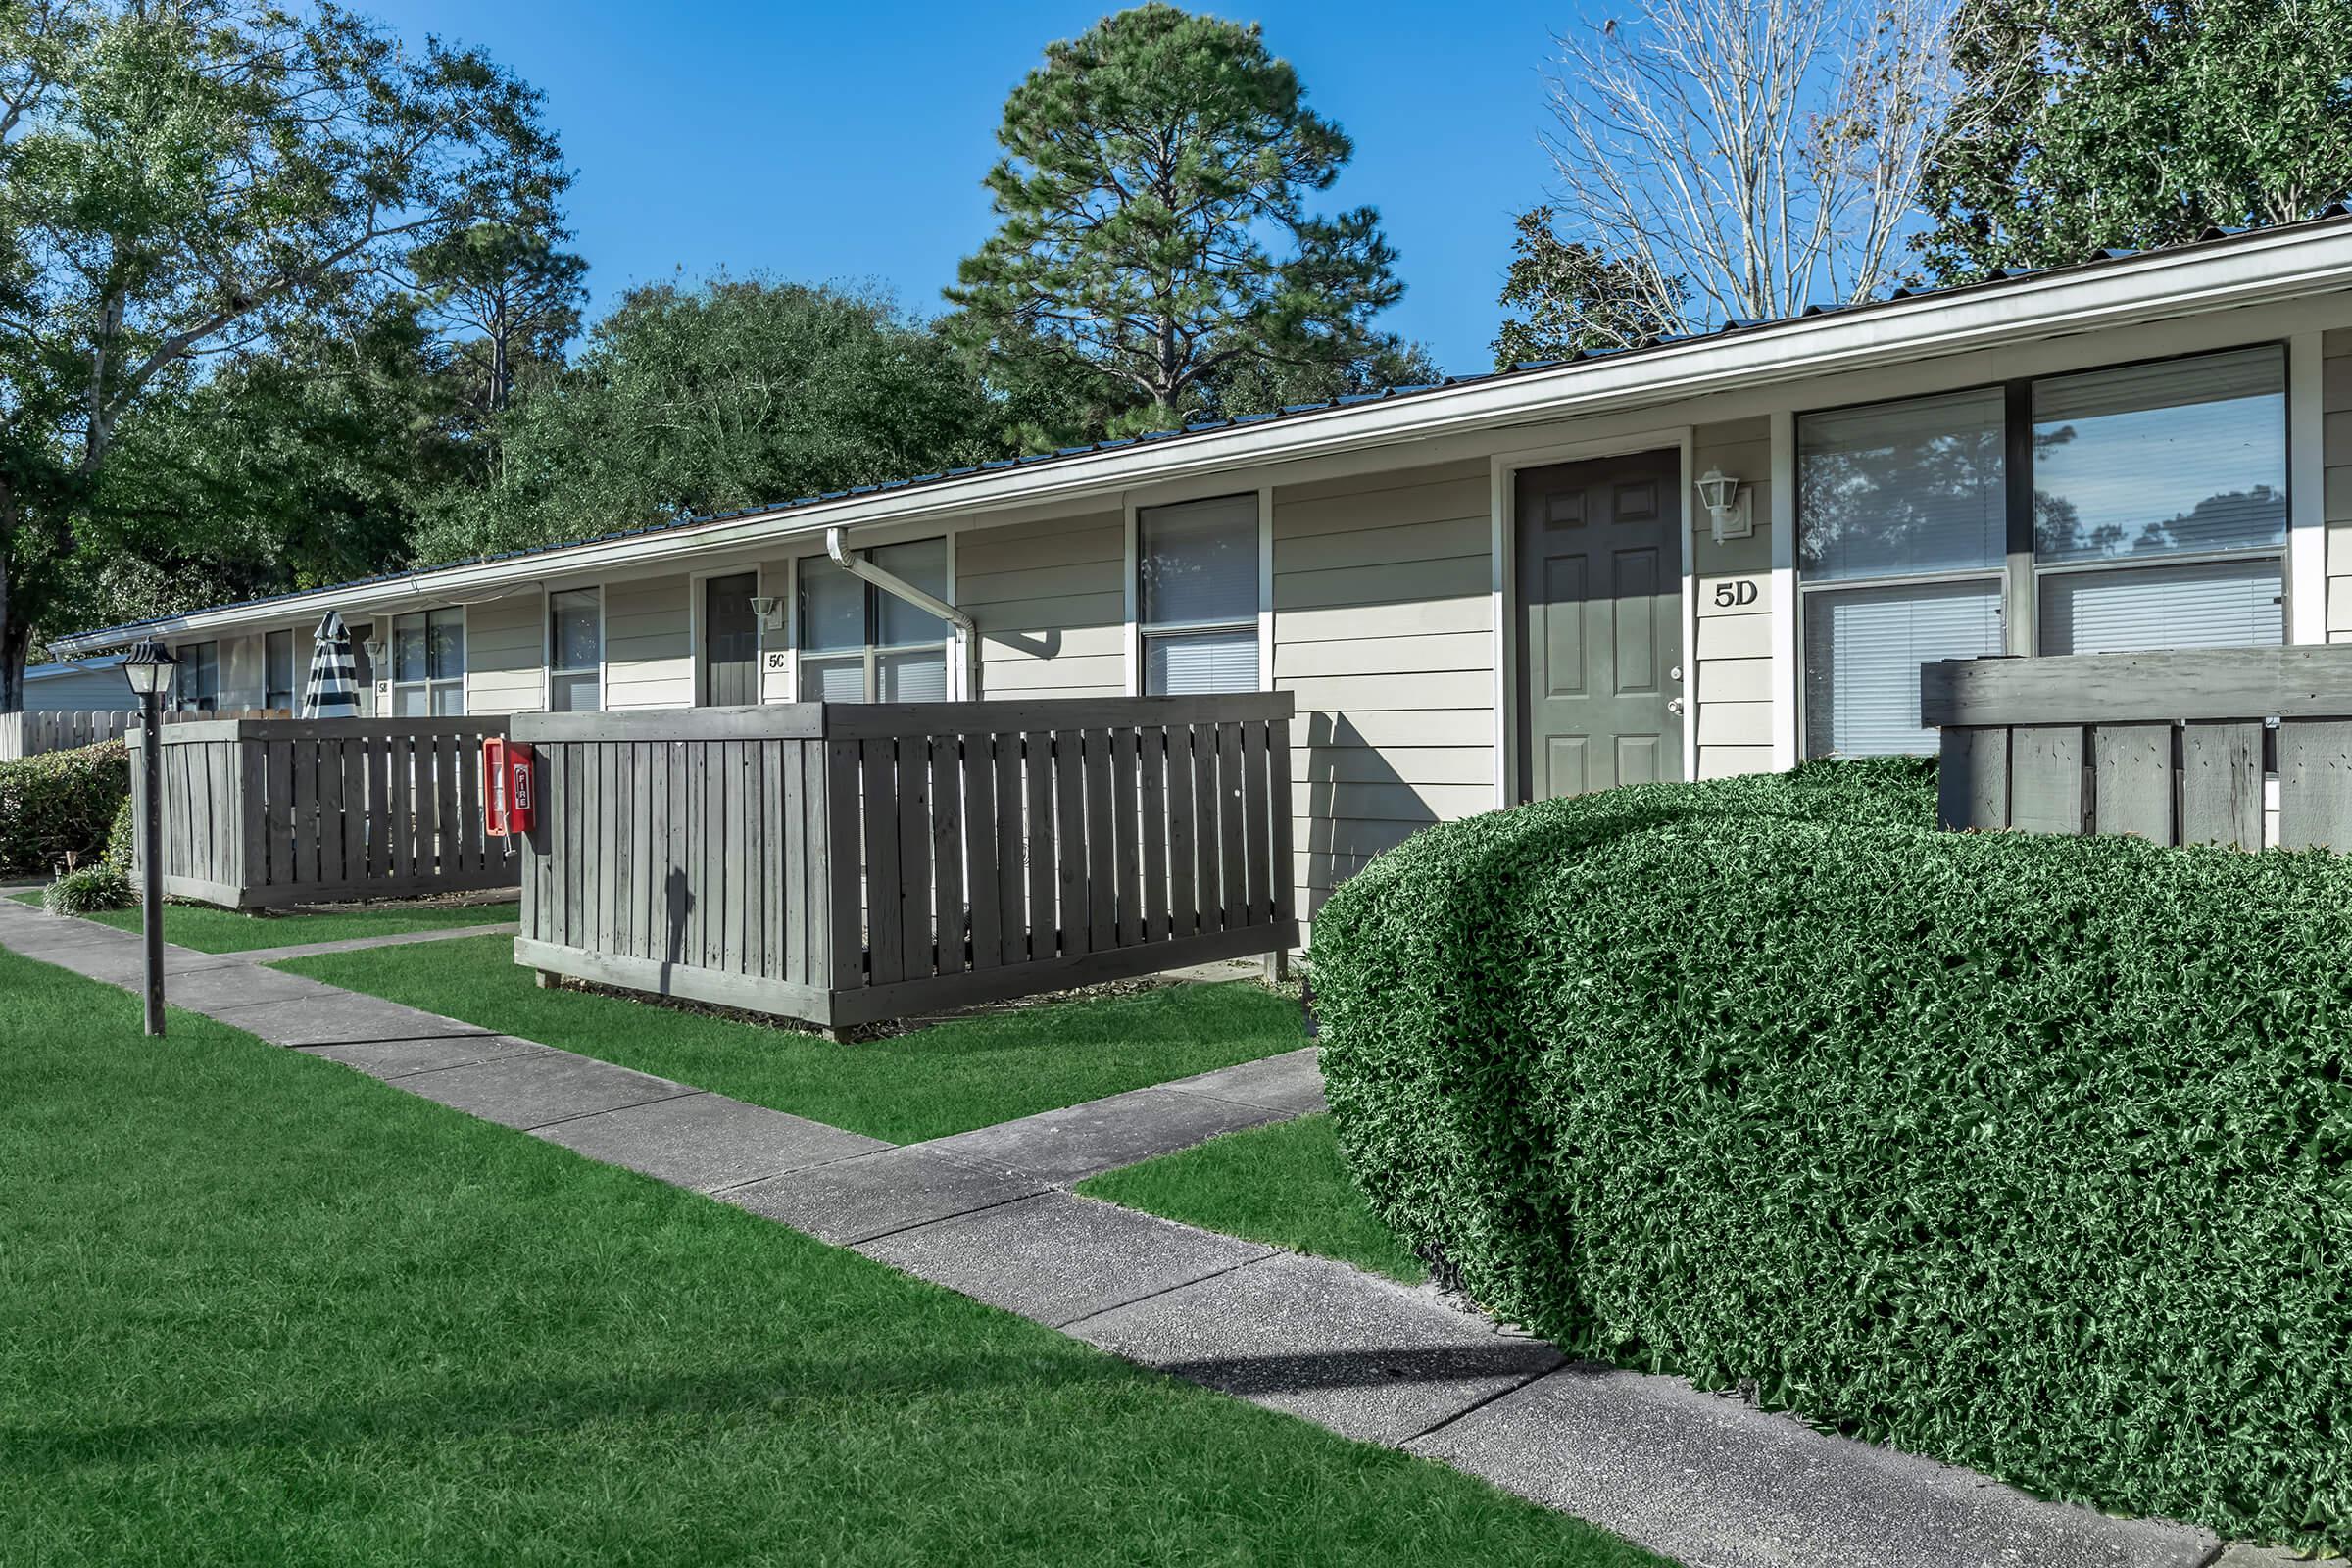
[0,740,131,877]
[43,863,133,915]
[1312,759,2352,1548]
[104,794,137,876]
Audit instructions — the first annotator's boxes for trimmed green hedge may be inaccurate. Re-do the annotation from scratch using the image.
[1313,760,2352,1548]
[0,740,130,878]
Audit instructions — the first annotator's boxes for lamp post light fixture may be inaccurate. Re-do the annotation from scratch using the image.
[121,640,176,1037]
[1695,468,1752,545]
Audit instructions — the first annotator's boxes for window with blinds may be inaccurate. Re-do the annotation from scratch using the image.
[391,609,465,716]
[1796,343,2289,759]
[795,539,950,702]
[174,641,220,712]
[1139,493,1259,696]
[548,589,603,711]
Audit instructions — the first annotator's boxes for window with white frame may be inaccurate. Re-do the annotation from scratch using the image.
[390,608,465,716]
[1797,343,2288,759]
[174,640,220,712]
[548,589,602,711]
[1138,493,1259,696]
[795,538,950,703]
[265,629,296,711]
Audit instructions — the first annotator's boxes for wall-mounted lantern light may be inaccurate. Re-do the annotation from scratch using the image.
[120,640,177,1038]
[1695,468,1752,545]
[749,595,784,631]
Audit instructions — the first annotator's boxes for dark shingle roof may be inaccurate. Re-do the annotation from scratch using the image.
[63,206,2352,648]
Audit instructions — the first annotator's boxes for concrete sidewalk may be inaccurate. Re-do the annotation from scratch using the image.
[0,896,2270,1568]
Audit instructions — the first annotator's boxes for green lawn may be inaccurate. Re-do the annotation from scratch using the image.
[1080,1113,1427,1285]
[0,947,1657,1568]
[274,934,1309,1144]
[10,889,513,953]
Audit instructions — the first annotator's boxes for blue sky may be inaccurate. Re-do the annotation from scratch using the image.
[367,1,1579,376]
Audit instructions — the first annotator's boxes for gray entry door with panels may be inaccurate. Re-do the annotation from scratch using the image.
[1515,449,1686,800]
[702,572,760,708]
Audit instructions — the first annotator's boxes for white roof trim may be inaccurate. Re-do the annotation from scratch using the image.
[52,217,2352,656]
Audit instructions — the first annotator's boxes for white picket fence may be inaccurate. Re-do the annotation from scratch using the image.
[0,708,287,762]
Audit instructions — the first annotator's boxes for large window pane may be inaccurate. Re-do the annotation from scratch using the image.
[870,539,949,646]
[265,629,295,710]
[393,617,427,683]
[429,681,465,716]
[1803,580,2003,758]
[1146,627,1261,698]
[1798,388,2007,582]
[2033,346,2286,564]
[1141,494,1258,628]
[551,590,601,674]
[174,641,219,711]
[798,558,864,653]
[548,671,601,712]
[877,648,948,703]
[426,609,465,681]
[2040,557,2283,656]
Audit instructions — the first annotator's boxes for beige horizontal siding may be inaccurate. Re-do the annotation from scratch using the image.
[1274,458,1494,922]
[1691,417,1779,782]
[605,573,692,710]
[966,510,1126,701]
[466,590,544,715]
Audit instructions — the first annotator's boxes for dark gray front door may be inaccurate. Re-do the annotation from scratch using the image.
[1515,450,1685,800]
[702,572,759,708]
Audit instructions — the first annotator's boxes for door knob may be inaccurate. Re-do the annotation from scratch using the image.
[1668,665,1684,682]
[1667,696,1686,715]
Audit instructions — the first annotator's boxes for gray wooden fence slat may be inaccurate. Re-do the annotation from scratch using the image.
[2090,723,2174,843]
[1216,722,1247,930]
[898,736,934,977]
[2277,718,2352,850]
[239,739,270,895]
[456,732,483,879]
[1138,726,1170,945]
[1243,719,1273,926]
[862,738,906,985]
[319,738,351,884]
[782,741,808,985]
[1024,733,1056,962]
[342,739,372,887]
[1168,723,1199,939]
[917,738,955,968]
[1268,717,1296,927]
[818,692,1295,739]
[821,739,859,992]
[1924,645,2352,727]
[963,733,1001,974]
[1936,728,2009,832]
[1053,730,1090,957]
[292,734,321,887]
[992,736,1024,967]
[660,740,684,966]
[1111,726,1142,949]
[2180,722,2264,849]
[435,734,461,883]
[730,739,753,974]
[1083,728,1116,954]
[2006,726,2084,835]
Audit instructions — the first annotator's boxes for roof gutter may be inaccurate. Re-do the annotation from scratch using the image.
[825,526,980,700]
[49,216,2352,658]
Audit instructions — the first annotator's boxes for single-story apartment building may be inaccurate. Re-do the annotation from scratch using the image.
[50,209,2352,923]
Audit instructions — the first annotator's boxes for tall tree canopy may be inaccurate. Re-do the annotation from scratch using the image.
[1491,206,1678,368]
[948,3,1406,433]
[414,278,999,564]
[1541,0,1963,333]
[0,0,561,707]
[1918,0,2352,282]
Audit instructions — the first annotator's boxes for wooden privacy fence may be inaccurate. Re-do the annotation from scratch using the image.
[1921,647,2352,850]
[132,716,520,907]
[2,707,284,761]
[510,694,1298,1031]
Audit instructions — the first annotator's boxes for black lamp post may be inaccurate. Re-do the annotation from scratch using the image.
[122,640,176,1037]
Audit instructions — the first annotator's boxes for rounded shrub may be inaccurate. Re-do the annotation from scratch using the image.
[43,863,133,915]
[0,739,131,877]
[104,793,137,876]
[1312,759,2352,1549]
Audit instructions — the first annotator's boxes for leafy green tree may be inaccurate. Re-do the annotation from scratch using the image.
[1202,332,1441,419]
[412,220,588,430]
[0,0,560,707]
[1491,207,1678,368]
[1918,0,2352,283]
[415,279,999,564]
[948,3,1404,422]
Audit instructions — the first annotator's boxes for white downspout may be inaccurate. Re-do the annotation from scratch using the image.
[825,526,980,700]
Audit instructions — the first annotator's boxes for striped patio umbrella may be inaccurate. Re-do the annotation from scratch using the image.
[301,611,359,718]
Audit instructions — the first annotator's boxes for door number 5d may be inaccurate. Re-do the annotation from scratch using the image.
[1712,579,1760,609]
